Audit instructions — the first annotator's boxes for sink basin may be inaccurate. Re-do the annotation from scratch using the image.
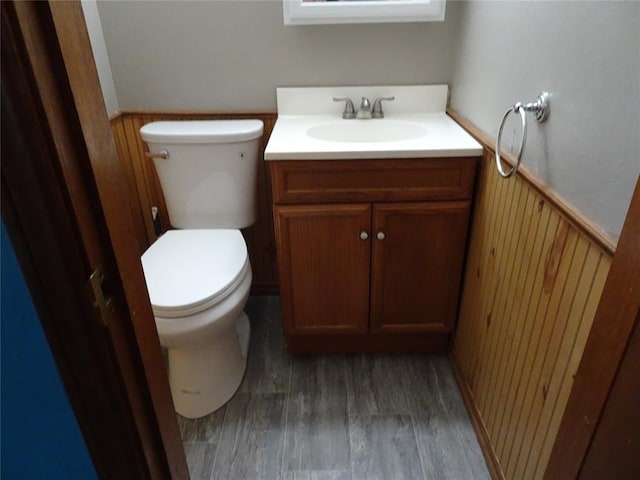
[307,120,428,143]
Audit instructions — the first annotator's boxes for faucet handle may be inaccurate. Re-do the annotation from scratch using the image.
[372,96,395,118]
[333,97,356,119]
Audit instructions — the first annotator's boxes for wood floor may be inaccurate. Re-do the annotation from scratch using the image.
[178,296,490,480]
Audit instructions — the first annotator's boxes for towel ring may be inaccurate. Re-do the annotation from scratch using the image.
[495,92,550,179]
[496,104,527,178]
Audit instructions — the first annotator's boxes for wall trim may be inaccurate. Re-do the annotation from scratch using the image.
[449,347,505,480]
[108,110,122,123]
[447,108,616,257]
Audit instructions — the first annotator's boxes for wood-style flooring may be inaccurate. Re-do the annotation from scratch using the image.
[178,296,490,480]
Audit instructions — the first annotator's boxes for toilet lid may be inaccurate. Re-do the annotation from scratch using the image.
[141,230,249,317]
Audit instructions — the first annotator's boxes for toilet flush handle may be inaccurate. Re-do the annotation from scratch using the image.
[144,149,170,160]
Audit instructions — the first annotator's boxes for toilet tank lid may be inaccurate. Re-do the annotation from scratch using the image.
[140,120,264,144]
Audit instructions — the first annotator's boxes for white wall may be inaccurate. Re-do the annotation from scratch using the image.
[96,0,462,111]
[81,0,119,116]
[450,1,640,242]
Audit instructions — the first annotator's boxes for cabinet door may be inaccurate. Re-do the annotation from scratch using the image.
[274,204,371,335]
[370,201,470,333]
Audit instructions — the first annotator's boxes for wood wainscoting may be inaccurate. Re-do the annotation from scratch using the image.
[449,111,615,480]
[110,111,279,294]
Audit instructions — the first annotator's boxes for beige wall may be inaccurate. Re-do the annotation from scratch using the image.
[450,1,640,242]
[96,0,462,111]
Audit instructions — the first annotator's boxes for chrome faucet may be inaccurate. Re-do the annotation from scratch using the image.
[356,97,372,119]
[333,95,395,119]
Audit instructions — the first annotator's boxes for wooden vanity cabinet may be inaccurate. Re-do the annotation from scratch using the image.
[271,158,477,353]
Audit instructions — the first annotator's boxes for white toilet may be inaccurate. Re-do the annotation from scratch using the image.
[139,119,264,419]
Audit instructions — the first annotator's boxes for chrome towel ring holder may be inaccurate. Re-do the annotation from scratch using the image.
[495,92,550,178]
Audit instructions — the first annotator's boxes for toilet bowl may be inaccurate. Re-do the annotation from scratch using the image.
[139,119,264,418]
[142,229,252,418]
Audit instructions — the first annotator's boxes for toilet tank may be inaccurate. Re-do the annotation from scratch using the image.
[140,120,264,229]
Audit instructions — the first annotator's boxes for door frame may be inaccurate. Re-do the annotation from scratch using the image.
[1,1,188,478]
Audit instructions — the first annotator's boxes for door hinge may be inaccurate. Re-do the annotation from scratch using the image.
[85,265,113,328]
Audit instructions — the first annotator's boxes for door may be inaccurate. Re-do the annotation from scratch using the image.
[370,201,470,333]
[1,2,188,478]
[275,204,371,335]
[1,221,98,479]
[578,312,640,479]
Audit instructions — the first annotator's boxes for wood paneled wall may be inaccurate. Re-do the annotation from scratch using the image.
[110,112,279,293]
[453,148,613,479]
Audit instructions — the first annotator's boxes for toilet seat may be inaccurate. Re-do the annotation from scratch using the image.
[141,229,249,318]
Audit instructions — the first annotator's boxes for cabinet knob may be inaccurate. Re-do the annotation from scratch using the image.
[360,231,369,240]
[376,231,386,240]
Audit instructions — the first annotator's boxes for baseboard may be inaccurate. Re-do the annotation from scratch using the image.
[286,332,449,354]
[250,284,279,296]
[449,346,505,480]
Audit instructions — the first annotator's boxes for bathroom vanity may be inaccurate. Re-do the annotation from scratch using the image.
[265,86,482,353]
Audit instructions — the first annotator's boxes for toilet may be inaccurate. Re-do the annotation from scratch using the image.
[139,119,264,419]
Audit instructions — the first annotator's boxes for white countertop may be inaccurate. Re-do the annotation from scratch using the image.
[264,113,483,160]
[264,85,482,161]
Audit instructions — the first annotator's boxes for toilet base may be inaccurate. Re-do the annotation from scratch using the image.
[168,312,250,419]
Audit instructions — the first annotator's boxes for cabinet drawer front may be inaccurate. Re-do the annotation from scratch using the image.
[271,158,477,204]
